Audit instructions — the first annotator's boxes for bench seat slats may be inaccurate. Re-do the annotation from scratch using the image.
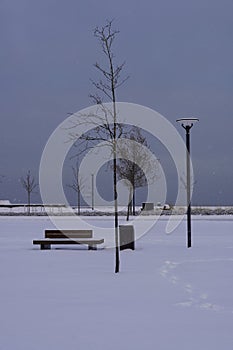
[45,230,93,239]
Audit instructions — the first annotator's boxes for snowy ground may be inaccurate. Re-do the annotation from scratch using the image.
[0,215,233,350]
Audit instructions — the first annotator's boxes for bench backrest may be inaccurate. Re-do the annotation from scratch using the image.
[45,230,93,239]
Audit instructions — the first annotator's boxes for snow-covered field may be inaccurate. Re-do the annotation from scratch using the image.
[0,215,233,350]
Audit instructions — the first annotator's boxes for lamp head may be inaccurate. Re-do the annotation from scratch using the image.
[176,118,199,129]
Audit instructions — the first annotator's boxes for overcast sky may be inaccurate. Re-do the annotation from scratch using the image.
[0,0,233,205]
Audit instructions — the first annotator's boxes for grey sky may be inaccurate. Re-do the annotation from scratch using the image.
[0,0,233,205]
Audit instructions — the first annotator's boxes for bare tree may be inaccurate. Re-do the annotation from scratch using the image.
[71,20,128,272]
[67,162,85,215]
[21,170,38,215]
[116,127,159,220]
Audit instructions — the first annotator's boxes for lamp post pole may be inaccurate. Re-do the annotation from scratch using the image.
[176,118,199,248]
[185,125,192,248]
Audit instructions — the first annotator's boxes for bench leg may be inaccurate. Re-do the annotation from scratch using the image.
[41,244,51,250]
[88,245,97,250]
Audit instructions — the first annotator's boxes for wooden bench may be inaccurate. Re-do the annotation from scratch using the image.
[33,229,104,250]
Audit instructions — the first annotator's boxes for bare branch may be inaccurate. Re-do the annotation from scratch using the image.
[20,170,38,215]
[114,127,159,215]
[90,19,129,104]
[21,170,38,194]
[67,161,86,214]
[0,174,4,183]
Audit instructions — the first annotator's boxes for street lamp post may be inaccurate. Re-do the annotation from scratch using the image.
[176,118,199,248]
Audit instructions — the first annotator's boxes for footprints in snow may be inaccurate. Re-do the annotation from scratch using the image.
[159,260,224,313]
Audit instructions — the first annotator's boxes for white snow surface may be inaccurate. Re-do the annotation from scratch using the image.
[0,215,233,350]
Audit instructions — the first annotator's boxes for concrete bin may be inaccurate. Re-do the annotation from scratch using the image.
[119,225,135,251]
[142,202,154,211]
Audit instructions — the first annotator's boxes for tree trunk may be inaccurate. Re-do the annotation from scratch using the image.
[113,94,120,273]
[127,187,133,221]
[132,186,136,216]
[114,154,120,273]
[77,190,81,215]
[28,192,31,216]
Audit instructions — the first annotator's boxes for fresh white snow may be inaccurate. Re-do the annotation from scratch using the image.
[0,215,233,350]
